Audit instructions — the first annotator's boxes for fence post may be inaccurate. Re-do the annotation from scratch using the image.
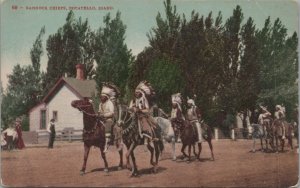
[231,129,235,140]
[214,128,218,141]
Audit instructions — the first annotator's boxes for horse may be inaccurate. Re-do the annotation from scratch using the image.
[177,120,214,162]
[272,119,294,152]
[153,117,177,161]
[198,122,214,161]
[117,104,164,177]
[71,99,123,175]
[250,123,272,152]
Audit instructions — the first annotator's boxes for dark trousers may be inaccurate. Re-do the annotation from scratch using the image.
[7,136,13,150]
[48,134,55,148]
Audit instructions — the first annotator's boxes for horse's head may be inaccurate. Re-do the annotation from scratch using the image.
[71,99,95,114]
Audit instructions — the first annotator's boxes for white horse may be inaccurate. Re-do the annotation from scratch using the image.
[153,117,177,161]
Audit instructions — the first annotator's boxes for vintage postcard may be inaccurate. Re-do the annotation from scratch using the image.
[0,0,299,187]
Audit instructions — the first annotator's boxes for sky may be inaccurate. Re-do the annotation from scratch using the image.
[0,0,299,90]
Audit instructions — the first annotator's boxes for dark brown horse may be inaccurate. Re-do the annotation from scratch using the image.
[71,99,123,175]
[117,105,164,177]
[272,119,294,152]
[178,121,214,162]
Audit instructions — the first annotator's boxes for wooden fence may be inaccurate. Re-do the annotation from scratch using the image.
[36,128,83,143]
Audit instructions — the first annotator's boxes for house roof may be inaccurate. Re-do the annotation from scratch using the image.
[42,77,97,103]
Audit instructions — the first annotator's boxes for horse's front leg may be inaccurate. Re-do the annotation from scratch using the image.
[171,137,176,161]
[125,142,135,170]
[80,143,90,175]
[147,141,155,166]
[130,148,138,177]
[153,142,160,173]
[208,139,214,161]
[116,142,123,170]
[100,145,109,173]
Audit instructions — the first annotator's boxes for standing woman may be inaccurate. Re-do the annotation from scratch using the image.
[15,117,25,149]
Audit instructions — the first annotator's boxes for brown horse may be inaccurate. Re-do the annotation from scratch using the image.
[117,105,164,177]
[198,122,214,161]
[178,121,214,162]
[71,99,123,175]
[272,119,294,152]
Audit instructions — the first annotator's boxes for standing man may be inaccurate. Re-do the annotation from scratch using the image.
[99,83,119,153]
[47,119,56,149]
[186,97,202,143]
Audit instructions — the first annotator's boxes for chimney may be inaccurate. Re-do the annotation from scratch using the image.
[76,64,85,80]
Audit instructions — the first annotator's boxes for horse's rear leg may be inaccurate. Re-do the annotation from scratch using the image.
[118,149,123,170]
[197,143,202,161]
[208,139,214,161]
[187,144,191,162]
[281,138,285,152]
[260,138,264,152]
[81,144,90,175]
[181,144,188,159]
[288,136,293,150]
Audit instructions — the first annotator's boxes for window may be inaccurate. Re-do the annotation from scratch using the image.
[40,110,46,129]
[53,111,58,121]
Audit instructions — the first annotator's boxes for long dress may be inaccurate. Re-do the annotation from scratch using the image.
[16,125,25,149]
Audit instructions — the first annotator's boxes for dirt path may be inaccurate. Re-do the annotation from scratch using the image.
[1,139,298,187]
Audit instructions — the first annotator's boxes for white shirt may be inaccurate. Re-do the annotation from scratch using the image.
[98,99,114,118]
[2,128,15,136]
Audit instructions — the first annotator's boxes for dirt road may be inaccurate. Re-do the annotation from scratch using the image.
[1,139,298,187]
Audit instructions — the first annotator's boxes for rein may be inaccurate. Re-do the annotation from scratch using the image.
[76,104,104,133]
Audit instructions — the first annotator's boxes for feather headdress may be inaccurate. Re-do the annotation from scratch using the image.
[101,82,120,99]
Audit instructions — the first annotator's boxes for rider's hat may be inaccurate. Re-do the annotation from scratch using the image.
[101,82,120,99]
[135,81,155,97]
[171,93,182,105]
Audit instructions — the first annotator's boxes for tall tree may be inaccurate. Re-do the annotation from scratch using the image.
[238,17,259,128]
[2,65,40,130]
[94,11,133,96]
[43,11,94,94]
[218,5,243,114]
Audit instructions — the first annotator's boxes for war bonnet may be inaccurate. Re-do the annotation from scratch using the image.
[101,82,120,99]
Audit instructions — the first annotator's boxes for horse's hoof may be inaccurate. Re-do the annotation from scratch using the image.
[118,166,123,171]
[153,166,158,173]
[130,172,139,177]
[80,170,85,176]
[104,168,109,173]
[172,157,177,161]
[211,158,215,161]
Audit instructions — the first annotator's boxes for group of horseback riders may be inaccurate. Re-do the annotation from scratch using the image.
[257,104,287,138]
[98,81,205,153]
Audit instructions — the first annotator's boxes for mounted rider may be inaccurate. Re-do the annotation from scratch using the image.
[186,96,202,143]
[98,82,120,153]
[258,105,272,138]
[129,81,158,144]
[170,93,185,134]
[274,104,286,139]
